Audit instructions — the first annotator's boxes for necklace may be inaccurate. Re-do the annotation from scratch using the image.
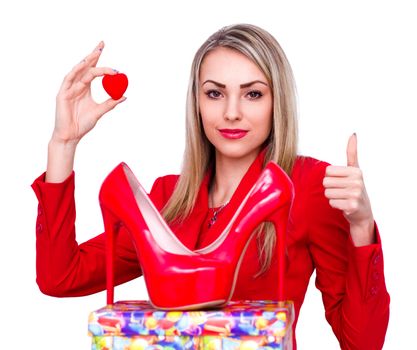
[208,191,230,229]
[208,202,229,228]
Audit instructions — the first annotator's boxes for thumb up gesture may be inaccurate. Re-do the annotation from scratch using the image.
[323,133,376,246]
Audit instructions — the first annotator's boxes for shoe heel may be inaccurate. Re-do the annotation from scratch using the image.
[268,200,292,302]
[100,205,122,306]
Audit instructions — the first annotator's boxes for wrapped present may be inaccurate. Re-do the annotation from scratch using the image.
[88,300,294,349]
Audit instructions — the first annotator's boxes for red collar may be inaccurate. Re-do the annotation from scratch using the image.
[170,148,276,250]
[192,149,267,233]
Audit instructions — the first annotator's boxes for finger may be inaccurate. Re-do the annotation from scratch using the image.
[93,40,105,53]
[75,42,105,70]
[60,42,105,91]
[324,188,361,199]
[80,67,118,85]
[328,198,347,211]
[89,41,105,67]
[60,66,115,94]
[347,133,359,167]
[96,96,127,117]
[322,176,354,188]
[325,165,362,177]
[323,177,364,190]
[60,60,90,91]
[329,198,358,214]
[76,46,104,72]
[82,41,105,64]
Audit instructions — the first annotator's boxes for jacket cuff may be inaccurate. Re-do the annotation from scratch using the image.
[31,169,74,196]
[30,171,75,236]
[349,221,386,301]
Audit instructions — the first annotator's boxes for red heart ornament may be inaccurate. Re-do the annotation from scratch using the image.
[102,73,128,100]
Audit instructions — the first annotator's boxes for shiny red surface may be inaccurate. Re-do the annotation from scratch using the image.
[99,161,294,309]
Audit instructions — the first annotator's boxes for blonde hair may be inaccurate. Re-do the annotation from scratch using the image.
[162,23,298,276]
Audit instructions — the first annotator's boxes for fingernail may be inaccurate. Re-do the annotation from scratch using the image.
[112,68,119,73]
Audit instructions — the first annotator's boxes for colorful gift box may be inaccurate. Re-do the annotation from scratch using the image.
[88,300,294,350]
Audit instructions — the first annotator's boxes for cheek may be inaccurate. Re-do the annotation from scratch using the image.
[249,103,273,128]
[259,98,273,132]
[198,97,210,129]
[200,117,217,144]
[199,108,215,135]
[257,119,272,139]
[256,115,273,141]
[198,94,210,117]
[199,104,223,130]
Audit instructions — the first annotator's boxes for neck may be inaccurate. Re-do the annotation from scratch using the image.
[209,150,260,207]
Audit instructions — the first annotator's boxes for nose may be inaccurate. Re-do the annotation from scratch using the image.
[224,96,242,121]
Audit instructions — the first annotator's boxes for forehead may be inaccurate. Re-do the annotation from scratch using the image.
[199,47,266,82]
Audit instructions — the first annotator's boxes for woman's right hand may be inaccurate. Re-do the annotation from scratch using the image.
[52,41,125,145]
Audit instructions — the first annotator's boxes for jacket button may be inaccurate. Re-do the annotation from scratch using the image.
[372,271,380,281]
[38,205,43,216]
[370,286,378,296]
[373,253,381,265]
[36,223,43,234]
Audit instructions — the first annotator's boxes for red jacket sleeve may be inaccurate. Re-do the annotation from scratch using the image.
[30,171,167,297]
[307,160,390,349]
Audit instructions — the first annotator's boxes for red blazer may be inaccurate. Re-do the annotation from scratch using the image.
[31,152,389,349]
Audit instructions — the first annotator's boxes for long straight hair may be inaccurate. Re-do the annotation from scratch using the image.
[162,23,299,276]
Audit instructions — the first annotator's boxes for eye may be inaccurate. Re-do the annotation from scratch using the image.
[205,90,222,99]
[247,90,263,99]
[204,89,263,99]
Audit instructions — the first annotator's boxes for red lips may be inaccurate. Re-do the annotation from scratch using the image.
[219,129,248,139]
[102,73,128,100]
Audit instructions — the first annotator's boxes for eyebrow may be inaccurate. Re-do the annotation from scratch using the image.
[202,79,268,88]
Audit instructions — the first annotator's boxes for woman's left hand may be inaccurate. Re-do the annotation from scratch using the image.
[323,133,376,246]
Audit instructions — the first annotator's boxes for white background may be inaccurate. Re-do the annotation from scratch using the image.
[0,0,416,349]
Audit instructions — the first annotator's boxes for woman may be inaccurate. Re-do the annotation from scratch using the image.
[31,23,389,349]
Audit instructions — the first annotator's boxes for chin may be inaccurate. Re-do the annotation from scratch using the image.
[214,143,262,161]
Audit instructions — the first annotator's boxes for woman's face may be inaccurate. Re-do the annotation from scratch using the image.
[199,47,273,163]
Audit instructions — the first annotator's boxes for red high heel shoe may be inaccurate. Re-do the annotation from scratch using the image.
[99,161,294,310]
